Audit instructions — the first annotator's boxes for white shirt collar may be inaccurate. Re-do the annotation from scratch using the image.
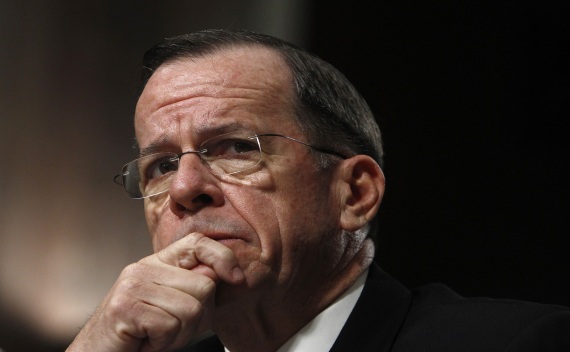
[224,269,368,352]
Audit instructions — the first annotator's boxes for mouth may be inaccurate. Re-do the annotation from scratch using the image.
[200,235,247,253]
[173,219,253,247]
[216,238,244,246]
[200,232,244,242]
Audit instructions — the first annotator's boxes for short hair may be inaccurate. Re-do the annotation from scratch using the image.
[140,29,384,240]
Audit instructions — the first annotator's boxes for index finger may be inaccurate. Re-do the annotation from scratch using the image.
[150,232,244,284]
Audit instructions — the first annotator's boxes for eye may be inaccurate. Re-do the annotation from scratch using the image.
[144,155,179,180]
[204,137,258,158]
[233,140,258,153]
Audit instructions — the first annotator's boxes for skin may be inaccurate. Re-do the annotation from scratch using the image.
[67,45,385,352]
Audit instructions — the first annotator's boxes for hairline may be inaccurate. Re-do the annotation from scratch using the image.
[139,42,328,155]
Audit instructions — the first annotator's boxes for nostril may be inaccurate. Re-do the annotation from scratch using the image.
[170,193,215,215]
[193,194,213,204]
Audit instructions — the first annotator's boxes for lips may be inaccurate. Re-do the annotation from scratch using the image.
[216,238,244,248]
[203,233,244,242]
[173,218,252,244]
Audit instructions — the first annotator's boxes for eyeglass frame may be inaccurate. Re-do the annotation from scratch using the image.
[114,132,347,199]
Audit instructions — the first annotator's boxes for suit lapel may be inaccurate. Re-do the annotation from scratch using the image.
[184,264,411,352]
[181,333,224,351]
[330,263,412,352]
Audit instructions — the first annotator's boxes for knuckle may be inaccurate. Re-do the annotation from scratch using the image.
[120,262,157,282]
[196,278,216,302]
[176,233,213,268]
[186,233,210,253]
[184,232,205,245]
[195,234,231,258]
[106,291,138,318]
[116,272,144,293]
[121,262,143,278]
[138,315,180,351]
[184,299,205,321]
[151,315,181,336]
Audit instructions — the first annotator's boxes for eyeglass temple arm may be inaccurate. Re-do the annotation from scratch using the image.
[256,134,347,159]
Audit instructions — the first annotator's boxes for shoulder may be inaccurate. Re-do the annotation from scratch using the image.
[393,283,570,351]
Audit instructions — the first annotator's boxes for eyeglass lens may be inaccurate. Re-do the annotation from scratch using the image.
[120,131,262,198]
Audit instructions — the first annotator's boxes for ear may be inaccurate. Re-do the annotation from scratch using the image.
[336,155,385,232]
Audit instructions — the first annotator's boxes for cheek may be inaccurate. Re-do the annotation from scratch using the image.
[278,171,340,248]
[230,188,281,252]
[144,197,171,251]
[262,170,336,258]
[221,184,290,284]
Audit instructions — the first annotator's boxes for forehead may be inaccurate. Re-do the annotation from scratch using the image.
[134,46,299,148]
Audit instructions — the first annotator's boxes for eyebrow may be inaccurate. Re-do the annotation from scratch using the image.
[137,121,257,157]
[138,136,170,157]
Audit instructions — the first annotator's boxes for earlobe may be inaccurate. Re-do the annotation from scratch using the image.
[338,155,385,232]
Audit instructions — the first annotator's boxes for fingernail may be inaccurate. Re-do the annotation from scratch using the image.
[231,267,244,281]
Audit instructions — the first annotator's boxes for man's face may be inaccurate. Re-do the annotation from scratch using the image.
[134,46,344,305]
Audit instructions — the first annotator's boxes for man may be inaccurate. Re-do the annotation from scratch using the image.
[68,29,570,351]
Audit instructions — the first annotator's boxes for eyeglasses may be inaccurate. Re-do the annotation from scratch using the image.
[114,130,346,199]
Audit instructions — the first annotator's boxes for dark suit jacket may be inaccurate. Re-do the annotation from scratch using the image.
[185,264,570,351]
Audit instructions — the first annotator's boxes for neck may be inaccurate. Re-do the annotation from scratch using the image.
[213,238,375,352]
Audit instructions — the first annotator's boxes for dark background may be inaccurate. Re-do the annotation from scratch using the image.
[1,1,568,351]
[309,1,569,307]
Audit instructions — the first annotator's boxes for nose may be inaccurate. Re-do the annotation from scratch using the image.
[167,153,224,215]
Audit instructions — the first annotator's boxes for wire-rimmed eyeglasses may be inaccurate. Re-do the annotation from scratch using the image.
[114,130,346,199]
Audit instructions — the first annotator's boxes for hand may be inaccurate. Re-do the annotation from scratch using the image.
[66,233,244,352]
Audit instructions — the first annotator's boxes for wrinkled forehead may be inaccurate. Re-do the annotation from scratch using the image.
[134,46,297,141]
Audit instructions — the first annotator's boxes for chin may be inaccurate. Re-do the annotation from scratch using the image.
[215,280,250,309]
[216,261,274,304]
